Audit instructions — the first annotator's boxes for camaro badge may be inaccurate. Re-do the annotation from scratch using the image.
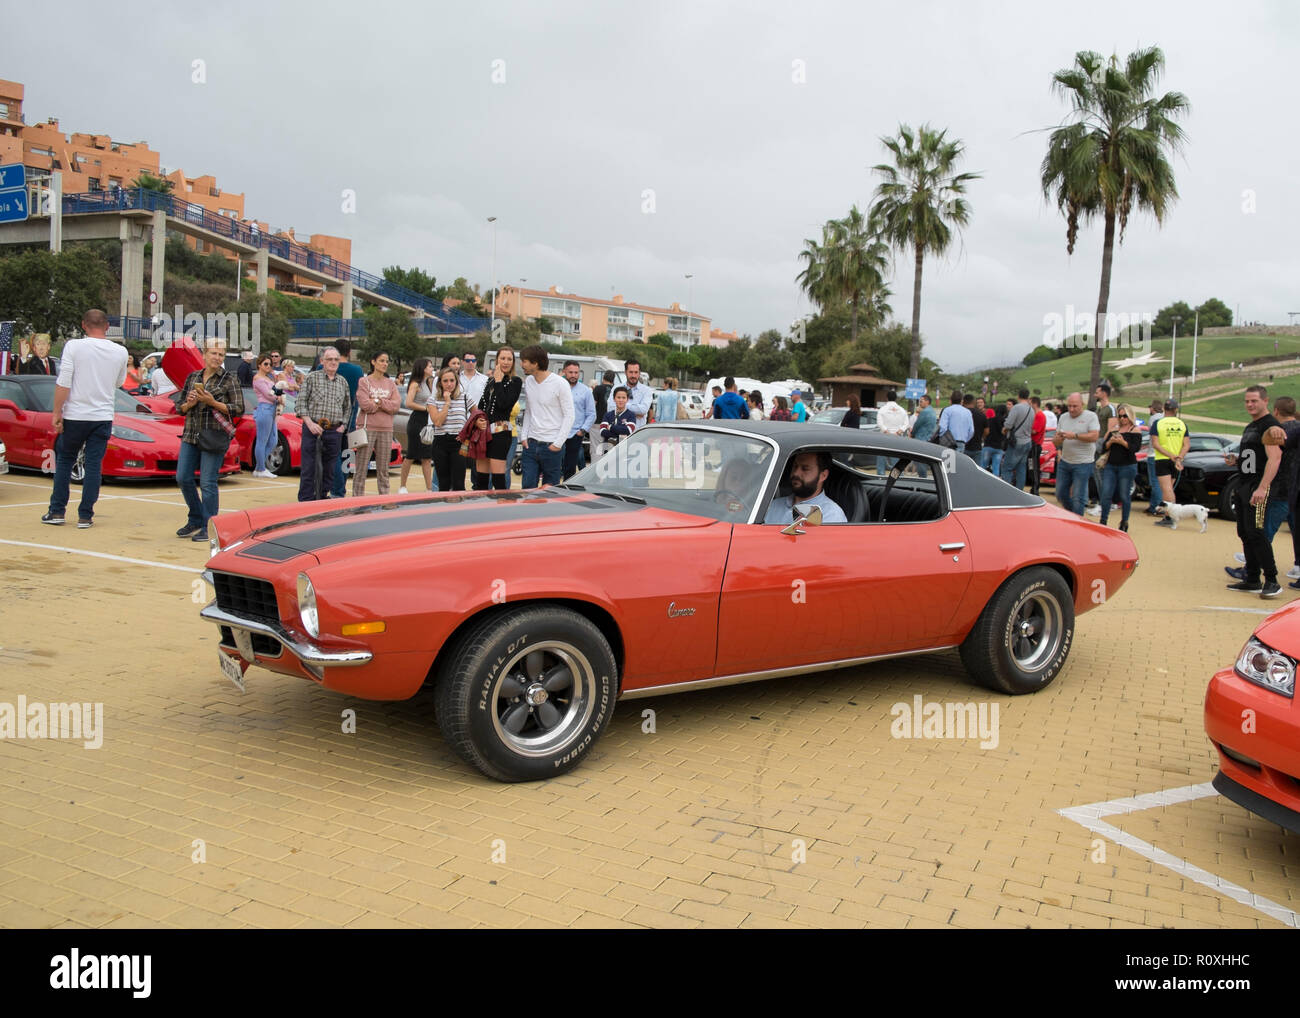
[667,601,695,618]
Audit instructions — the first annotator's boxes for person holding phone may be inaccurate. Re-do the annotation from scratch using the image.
[1098,404,1142,531]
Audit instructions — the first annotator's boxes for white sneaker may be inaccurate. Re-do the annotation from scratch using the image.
[398,486,408,494]
[1288,565,1300,580]
[1234,552,1246,564]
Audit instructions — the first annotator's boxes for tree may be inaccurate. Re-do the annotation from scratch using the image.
[796,207,892,347]
[742,330,794,380]
[1041,46,1189,404]
[382,266,446,302]
[646,332,674,349]
[443,277,482,314]
[869,123,980,378]
[226,293,289,354]
[0,247,114,337]
[361,307,420,369]
[1023,343,1058,366]
[1196,297,1232,328]
[132,172,174,194]
[1152,300,1194,337]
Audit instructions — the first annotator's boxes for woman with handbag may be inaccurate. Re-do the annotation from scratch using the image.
[175,340,244,542]
[428,366,469,492]
[474,345,522,490]
[399,358,435,494]
[351,351,401,496]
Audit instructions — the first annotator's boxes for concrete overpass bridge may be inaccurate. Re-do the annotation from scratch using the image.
[0,187,485,335]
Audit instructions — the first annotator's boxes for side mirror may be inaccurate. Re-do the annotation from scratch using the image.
[780,504,823,535]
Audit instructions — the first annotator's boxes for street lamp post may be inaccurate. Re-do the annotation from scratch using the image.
[685,274,694,347]
[1191,310,1200,383]
[487,216,498,336]
[1168,315,1181,400]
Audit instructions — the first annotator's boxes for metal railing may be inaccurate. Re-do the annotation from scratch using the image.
[109,314,485,342]
[62,190,488,333]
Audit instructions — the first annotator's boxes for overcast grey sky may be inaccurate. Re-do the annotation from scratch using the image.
[7,0,1298,370]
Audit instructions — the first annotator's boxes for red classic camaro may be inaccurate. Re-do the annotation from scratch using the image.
[201,422,1139,781]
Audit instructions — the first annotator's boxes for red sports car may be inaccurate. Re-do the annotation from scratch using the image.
[201,422,1140,781]
[0,374,240,480]
[1205,603,1300,834]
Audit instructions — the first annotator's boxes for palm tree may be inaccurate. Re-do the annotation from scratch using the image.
[796,223,836,311]
[824,205,892,344]
[869,124,980,379]
[1041,47,1188,402]
[131,172,174,194]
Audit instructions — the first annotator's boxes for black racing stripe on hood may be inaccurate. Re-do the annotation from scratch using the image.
[259,495,640,555]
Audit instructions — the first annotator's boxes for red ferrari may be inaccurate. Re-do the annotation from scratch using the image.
[1205,603,1300,834]
[0,374,240,480]
[200,422,1139,782]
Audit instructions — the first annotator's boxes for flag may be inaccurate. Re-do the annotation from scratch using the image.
[0,321,13,376]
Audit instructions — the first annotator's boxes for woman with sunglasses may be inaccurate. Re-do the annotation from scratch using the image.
[1099,403,1142,531]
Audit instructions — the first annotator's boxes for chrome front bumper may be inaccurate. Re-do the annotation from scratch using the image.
[200,601,374,675]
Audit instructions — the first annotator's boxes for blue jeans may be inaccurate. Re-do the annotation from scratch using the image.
[1265,499,1292,544]
[505,436,517,489]
[980,446,1004,476]
[299,428,342,501]
[176,439,223,532]
[331,405,357,497]
[1000,441,1030,489]
[1145,454,1162,508]
[521,441,563,489]
[1056,460,1092,515]
[1099,463,1138,526]
[253,403,277,472]
[49,419,112,521]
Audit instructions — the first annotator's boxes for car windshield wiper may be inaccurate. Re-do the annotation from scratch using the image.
[552,482,586,491]
[588,488,647,505]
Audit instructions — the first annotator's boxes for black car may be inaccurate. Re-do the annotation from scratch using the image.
[1134,433,1242,519]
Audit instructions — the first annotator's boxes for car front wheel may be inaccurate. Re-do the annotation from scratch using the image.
[434,605,618,781]
[1218,477,1240,522]
[959,567,1075,695]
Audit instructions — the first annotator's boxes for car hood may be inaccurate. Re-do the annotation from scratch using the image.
[223,489,719,566]
[1253,600,1300,657]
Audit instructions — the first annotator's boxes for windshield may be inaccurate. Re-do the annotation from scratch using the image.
[569,426,776,522]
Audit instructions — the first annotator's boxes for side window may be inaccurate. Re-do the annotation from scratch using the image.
[0,379,27,409]
[764,448,945,526]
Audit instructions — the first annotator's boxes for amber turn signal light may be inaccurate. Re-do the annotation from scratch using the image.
[340,621,387,636]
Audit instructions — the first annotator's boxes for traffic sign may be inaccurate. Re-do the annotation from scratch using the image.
[0,188,27,224]
[904,377,927,399]
[149,290,158,306]
[0,163,22,190]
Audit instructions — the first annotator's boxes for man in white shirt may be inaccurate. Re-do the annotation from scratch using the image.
[765,451,848,524]
[519,344,575,489]
[621,358,652,429]
[875,388,910,475]
[43,309,129,528]
[458,350,487,407]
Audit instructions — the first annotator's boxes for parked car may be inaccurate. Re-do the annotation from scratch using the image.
[810,406,880,430]
[201,421,1139,782]
[0,375,241,481]
[1205,601,1300,834]
[1133,433,1241,519]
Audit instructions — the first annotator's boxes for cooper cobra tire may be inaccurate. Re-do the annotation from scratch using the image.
[434,605,617,782]
[959,566,1075,695]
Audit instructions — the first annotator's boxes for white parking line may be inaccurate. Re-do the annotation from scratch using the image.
[1059,783,1299,928]
[1199,606,1275,615]
[0,539,201,574]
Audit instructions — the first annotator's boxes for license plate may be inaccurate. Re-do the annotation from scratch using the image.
[219,650,247,692]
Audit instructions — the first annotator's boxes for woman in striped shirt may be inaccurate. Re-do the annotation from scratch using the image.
[428,366,469,491]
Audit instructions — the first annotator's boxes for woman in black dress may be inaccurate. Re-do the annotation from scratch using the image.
[399,357,435,493]
[475,345,522,490]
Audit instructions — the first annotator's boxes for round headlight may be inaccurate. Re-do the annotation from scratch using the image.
[208,532,222,557]
[296,573,319,638]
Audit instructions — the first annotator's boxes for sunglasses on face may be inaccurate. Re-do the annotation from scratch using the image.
[464,357,476,363]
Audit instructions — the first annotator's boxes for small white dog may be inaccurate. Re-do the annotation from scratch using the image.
[1156,503,1209,532]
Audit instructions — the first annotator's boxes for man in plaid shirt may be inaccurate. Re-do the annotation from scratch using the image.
[175,340,244,541]
[296,346,352,501]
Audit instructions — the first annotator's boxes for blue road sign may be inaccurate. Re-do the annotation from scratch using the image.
[904,377,927,399]
[0,163,23,190]
[0,188,27,224]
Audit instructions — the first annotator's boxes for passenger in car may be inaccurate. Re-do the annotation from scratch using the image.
[764,451,847,524]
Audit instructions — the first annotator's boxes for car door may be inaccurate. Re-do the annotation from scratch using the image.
[714,454,974,676]
[0,378,49,469]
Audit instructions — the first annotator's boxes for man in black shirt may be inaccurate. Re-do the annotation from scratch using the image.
[962,394,986,461]
[1227,385,1285,598]
[593,370,615,426]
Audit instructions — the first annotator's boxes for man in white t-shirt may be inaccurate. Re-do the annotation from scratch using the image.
[1042,403,1059,441]
[43,309,128,528]
[519,344,575,489]
[875,388,910,475]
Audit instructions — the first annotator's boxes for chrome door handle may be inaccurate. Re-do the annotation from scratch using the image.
[939,542,966,552]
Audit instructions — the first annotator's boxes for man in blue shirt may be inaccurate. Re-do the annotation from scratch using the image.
[711,378,750,420]
[791,390,808,422]
[938,390,974,453]
[764,451,848,524]
[622,359,653,429]
[562,360,596,479]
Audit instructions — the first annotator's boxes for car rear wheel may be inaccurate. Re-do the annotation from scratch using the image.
[1218,477,1240,522]
[267,434,292,475]
[959,567,1075,695]
[434,605,618,781]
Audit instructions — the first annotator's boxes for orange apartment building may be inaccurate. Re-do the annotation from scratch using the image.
[0,78,351,307]
[500,285,740,347]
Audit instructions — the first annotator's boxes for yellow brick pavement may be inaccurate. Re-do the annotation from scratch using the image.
[0,471,1295,928]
